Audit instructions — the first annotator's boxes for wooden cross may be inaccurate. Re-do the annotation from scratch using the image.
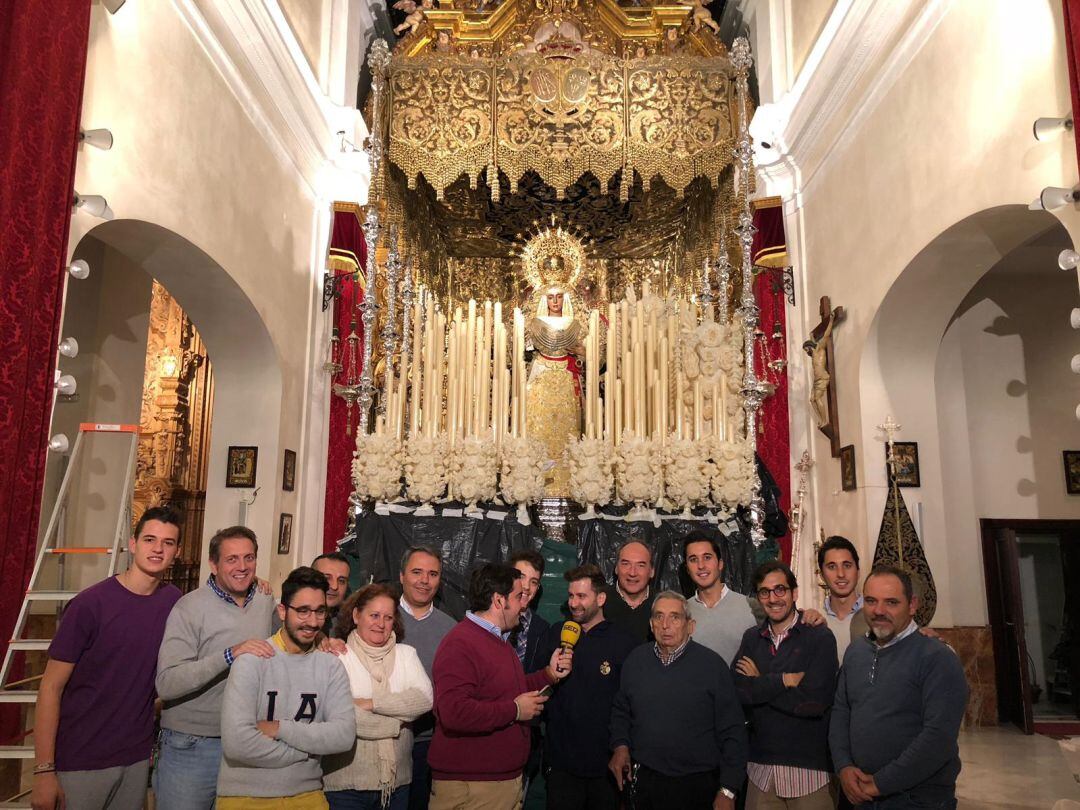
[806,296,845,457]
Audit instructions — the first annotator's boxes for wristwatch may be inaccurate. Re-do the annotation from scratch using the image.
[719,787,736,800]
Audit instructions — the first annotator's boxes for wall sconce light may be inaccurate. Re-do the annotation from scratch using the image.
[58,337,79,358]
[1072,354,1080,374]
[159,351,179,379]
[101,0,127,12]
[1060,250,1080,271]
[55,375,77,396]
[1071,308,1080,330]
[48,434,70,454]
[68,259,90,280]
[73,192,112,219]
[79,128,113,150]
[1033,115,1073,141]
[1030,186,1080,212]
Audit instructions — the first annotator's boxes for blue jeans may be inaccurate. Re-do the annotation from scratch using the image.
[153,729,222,810]
[408,739,432,810]
[327,786,409,810]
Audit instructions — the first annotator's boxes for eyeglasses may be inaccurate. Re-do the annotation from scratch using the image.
[756,584,790,600]
[286,605,329,620]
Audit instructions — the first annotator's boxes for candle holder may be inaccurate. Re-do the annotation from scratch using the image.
[566,436,614,520]
[663,436,709,517]
[499,435,547,524]
[616,433,662,522]
[405,432,450,514]
[450,436,498,510]
[352,433,404,503]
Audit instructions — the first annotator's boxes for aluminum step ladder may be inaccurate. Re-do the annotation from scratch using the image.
[0,423,139,744]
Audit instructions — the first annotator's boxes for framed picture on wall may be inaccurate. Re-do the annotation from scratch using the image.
[886,441,920,488]
[1063,451,1080,495]
[226,446,258,488]
[283,449,296,492]
[840,444,857,491]
[278,513,293,554]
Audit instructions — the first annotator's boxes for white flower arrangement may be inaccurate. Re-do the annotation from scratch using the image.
[663,436,709,515]
[404,433,450,511]
[352,434,404,503]
[707,436,756,508]
[499,436,547,524]
[449,436,498,507]
[566,436,615,519]
[616,433,663,520]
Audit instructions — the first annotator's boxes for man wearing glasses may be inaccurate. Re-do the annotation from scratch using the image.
[156,526,278,810]
[217,566,355,809]
[609,591,747,809]
[732,561,838,809]
[829,566,967,809]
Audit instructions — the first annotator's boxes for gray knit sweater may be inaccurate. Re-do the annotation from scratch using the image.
[156,585,276,737]
[218,643,355,798]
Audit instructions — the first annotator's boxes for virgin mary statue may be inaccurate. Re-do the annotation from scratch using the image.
[525,286,585,496]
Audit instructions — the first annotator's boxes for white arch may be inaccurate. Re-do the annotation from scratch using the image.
[81,219,284,583]
[857,205,1071,626]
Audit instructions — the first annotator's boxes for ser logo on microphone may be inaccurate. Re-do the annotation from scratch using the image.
[557,621,581,675]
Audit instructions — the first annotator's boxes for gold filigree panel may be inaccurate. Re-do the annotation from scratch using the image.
[387,50,735,201]
[388,55,494,198]
[626,56,733,193]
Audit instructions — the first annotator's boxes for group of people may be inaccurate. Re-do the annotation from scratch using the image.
[29,508,969,810]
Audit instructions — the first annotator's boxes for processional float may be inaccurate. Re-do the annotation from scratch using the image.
[335,0,776,544]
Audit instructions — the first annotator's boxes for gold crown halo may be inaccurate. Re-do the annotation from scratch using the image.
[519,227,586,291]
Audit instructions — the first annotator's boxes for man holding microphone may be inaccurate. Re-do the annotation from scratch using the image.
[533,565,638,810]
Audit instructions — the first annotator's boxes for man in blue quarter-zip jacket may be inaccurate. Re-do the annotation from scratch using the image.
[829,565,967,809]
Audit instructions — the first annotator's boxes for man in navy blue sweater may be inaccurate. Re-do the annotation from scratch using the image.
[829,565,968,809]
[609,590,747,810]
[733,561,837,809]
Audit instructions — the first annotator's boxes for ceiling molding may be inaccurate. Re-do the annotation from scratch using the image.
[752,0,948,210]
[172,0,369,200]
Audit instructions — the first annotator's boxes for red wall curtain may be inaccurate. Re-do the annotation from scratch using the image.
[323,209,367,551]
[0,1,91,662]
[752,204,792,563]
[1063,0,1080,172]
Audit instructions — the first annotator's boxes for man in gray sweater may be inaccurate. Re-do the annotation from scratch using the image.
[398,545,457,810]
[829,565,968,808]
[155,527,277,810]
[218,566,355,809]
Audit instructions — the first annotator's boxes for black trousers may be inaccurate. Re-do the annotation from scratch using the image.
[632,766,718,810]
[545,768,619,810]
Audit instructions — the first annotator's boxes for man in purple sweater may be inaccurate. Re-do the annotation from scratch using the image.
[429,563,572,810]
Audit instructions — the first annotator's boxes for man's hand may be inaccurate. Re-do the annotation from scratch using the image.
[255,578,273,596]
[857,772,880,798]
[735,656,760,677]
[782,671,805,688]
[839,766,874,804]
[802,608,825,626]
[318,636,348,656]
[230,639,275,660]
[30,772,64,810]
[256,720,280,739]
[546,647,573,680]
[354,697,374,711]
[514,690,549,721]
[713,791,735,810]
[608,745,631,790]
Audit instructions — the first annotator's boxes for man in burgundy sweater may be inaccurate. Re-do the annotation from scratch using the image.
[429,562,572,810]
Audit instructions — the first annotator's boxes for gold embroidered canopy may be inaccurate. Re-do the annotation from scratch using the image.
[385,0,738,202]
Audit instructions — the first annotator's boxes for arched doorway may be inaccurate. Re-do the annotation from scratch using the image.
[46,219,284,590]
[858,204,1079,730]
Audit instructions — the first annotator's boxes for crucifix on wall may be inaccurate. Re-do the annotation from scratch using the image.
[804,296,844,457]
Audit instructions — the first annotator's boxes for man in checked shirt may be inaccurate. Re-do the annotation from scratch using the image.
[733,561,839,809]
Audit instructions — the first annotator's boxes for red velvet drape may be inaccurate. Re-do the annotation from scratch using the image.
[752,205,792,563]
[323,209,367,551]
[1063,0,1080,172]
[0,0,91,660]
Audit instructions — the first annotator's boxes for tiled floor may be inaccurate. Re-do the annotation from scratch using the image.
[958,725,1080,808]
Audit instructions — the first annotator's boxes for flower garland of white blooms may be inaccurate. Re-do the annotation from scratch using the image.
[350,279,759,525]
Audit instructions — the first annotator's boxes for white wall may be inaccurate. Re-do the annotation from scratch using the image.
[56,1,371,591]
[758,0,1080,626]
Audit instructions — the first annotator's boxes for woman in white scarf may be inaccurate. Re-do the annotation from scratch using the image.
[323,584,433,810]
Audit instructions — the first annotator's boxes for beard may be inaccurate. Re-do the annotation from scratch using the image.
[870,623,895,642]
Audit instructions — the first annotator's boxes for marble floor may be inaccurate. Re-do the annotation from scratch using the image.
[957,725,1080,808]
